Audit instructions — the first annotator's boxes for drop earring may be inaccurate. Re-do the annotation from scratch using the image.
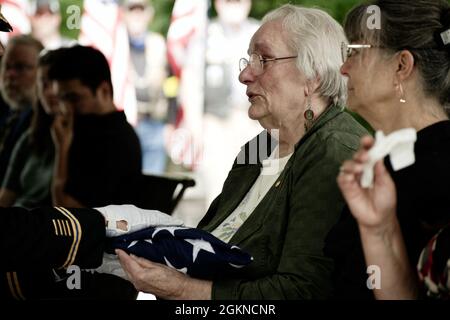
[304,98,315,131]
[399,83,406,103]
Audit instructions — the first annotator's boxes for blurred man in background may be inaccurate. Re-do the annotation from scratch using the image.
[28,0,72,49]
[202,0,260,206]
[0,35,43,184]
[123,0,169,174]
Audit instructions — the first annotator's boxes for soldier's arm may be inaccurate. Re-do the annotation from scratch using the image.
[1,206,106,271]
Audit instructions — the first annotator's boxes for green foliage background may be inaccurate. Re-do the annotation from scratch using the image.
[59,0,365,39]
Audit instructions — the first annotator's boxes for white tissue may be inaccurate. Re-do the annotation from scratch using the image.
[361,128,417,188]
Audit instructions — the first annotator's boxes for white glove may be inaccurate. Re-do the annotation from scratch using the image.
[95,204,184,237]
[95,253,128,281]
[361,128,417,188]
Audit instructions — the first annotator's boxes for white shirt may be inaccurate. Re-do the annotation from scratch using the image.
[212,147,293,243]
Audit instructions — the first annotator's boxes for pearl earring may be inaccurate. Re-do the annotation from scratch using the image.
[399,83,406,103]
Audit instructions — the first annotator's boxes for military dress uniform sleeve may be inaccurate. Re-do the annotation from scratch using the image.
[1,206,106,271]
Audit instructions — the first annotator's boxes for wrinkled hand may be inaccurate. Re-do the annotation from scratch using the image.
[95,253,128,280]
[95,204,184,237]
[116,249,190,299]
[337,136,397,231]
[51,104,74,151]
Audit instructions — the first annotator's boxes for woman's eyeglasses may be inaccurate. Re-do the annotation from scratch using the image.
[239,53,298,76]
[341,42,373,63]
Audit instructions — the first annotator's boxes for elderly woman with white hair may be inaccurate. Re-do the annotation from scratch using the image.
[116,4,367,300]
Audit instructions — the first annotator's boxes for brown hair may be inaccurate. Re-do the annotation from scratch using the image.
[29,50,59,155]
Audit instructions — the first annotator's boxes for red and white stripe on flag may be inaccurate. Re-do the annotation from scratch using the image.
[167,0,208,170]
[79,0,137,125]
[0,0,30,44]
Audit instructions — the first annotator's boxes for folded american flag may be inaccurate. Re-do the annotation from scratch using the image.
[105,226,253,279]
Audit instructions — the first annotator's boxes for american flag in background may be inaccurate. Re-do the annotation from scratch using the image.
[106,226,253,279]
[166,0,208,170]
[79,0,137,125]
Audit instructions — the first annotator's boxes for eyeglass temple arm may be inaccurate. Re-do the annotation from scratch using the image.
[265,56,298,62]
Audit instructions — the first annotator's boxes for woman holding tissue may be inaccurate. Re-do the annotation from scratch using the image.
[329,0,450,299]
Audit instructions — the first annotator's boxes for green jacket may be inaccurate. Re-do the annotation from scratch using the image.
[198,105,368,299]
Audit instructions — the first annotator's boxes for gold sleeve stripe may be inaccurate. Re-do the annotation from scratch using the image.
[65,220,72,236]
[60,219,68,236]
[12,272,25,300]
[52,219,59,236]
[6,272,19,300]
[54,207,79,268]
[55,207,82,268]
[60,207,82,267]
[6,272,25,300]
[57,219,64,236]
